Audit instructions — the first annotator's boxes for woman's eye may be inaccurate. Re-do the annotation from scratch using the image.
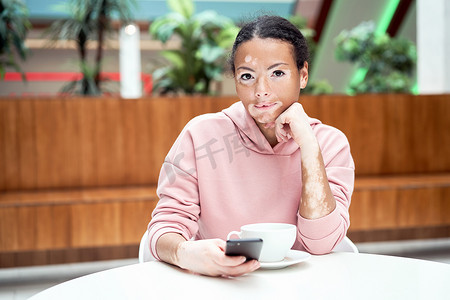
[273,70,285,77]
[240,73,253,81]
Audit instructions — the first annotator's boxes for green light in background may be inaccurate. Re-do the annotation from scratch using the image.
[412,82,419,95]
[376,0,401,34]
[347,68,367,94]
[348,0,401,93]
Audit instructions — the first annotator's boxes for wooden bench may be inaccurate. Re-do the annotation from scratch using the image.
[1,94,449,267]
[301,94,450,242]
[0,96,236,267]
[350,173,450,241]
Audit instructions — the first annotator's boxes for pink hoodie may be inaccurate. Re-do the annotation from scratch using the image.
[148,101,354,258]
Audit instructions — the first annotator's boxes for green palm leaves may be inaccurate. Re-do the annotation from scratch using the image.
[46,0,135,95]
[0,0,31,80]
[150,0,239,95]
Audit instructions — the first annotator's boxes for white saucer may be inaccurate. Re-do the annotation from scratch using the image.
[259,250,311,269]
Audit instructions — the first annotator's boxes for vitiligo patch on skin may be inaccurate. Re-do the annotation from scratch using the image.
[283,69,292,79]
[301,150,333,219]
[243,55,258,66]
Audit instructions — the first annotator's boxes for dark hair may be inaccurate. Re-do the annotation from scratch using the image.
[228,15,309,75]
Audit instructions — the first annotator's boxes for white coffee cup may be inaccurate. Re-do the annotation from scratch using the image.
[227,223,296,262]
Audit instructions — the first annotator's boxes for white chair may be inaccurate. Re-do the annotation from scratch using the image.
[334,236,359,253]
[138,231,155,263]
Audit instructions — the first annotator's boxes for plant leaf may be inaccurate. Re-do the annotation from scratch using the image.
[161,50,185,69]
[216,25,239,48]
[150,13,185,42]
[0,65,5,80]
[204,64,222,80]
[167,0,194,19]
[194,10,234,30]
[197,44,224,63]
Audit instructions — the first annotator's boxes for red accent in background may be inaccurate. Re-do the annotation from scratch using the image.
[313,0,335,43]
[4,72,152,96]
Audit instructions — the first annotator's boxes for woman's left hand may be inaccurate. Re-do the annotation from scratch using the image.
[274,102,314,148]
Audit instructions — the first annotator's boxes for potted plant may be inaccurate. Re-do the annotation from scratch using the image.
[45,0,135,95]
[335,21,416,94]
[149,0,239,95]
[0,0,31,80]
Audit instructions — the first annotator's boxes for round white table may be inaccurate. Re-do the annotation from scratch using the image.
[29,252,450,300]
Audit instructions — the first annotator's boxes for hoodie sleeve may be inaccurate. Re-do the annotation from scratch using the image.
[297,124,355,254]
[147,123,200,260]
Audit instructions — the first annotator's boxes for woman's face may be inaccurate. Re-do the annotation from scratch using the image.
[234,37,308,130]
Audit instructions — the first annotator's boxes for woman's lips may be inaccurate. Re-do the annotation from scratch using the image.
[254,102,277,111]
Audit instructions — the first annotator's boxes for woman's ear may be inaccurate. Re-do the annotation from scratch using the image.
[300,61,309,89]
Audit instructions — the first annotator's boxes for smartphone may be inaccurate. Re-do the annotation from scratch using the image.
[225,238,263,261]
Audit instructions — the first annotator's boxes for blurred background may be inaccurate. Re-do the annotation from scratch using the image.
[1,0,449,298]
[1,0,427,96]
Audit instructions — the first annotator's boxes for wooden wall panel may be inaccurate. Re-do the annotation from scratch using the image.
[0,207,19,251]
[302,95,387,175]
[350,183,450,232]
[0,196,157,252]
[0,184,158,252]
[34,206,54,250]
[2,94,450,191]
[34,100,66,188]
[133,100,156,185]
[0,245,139,268]
[62,100,83,187]
[349,189,398,231]
[79,99,98,187]
[120,100,140,184]
[71,203,97,248]
[51,205,72,249]
[397,188,450,228]
[119,200,154,245]
[69,200,157,249]
[17,100,37,189]
[147,99,179,185]
[97,99,122,186]
[0,100,4,189]
[1,95,450,265]
[16,206,37,250]
[1,100,20,190]
[301,94,450,175]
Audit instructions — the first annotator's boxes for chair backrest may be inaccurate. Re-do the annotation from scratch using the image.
[139,231,155,263]
[333,236,359,253]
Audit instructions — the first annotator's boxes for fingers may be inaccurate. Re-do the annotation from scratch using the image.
[219,254,247,266]
[275,103,298,139]
[178,239,260,277]
[275,102,310,144]
[212,238,226,251]
[211,239,247,267]
[219,259,260,277]
[211,239,260,277]
[275,115,290,143]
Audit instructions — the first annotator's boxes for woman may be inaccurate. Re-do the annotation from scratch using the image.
[147,15,355,277]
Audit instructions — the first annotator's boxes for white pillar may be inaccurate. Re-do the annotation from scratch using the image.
[119,23,142,99]
[417,0,450,94]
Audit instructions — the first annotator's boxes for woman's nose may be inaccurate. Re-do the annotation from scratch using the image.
[255,91,270,98]
[255,78,271,98]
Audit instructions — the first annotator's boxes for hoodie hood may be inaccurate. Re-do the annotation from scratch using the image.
[222,101,322,156]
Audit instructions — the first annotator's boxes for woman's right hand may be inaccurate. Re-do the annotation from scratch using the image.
[156,233,260,277]
[176,239,260,277]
